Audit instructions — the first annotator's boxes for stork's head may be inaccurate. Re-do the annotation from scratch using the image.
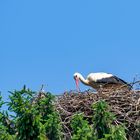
[73,72,80,79]
[73,72,80,91]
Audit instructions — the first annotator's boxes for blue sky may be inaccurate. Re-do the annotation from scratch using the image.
[0,0,140,100]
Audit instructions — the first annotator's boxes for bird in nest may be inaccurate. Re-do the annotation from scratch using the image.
[73,72,132,92]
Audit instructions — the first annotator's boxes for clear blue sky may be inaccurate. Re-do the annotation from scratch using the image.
[0,0,140,100]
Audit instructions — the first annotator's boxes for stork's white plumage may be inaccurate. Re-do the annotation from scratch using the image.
[73,72,131,91]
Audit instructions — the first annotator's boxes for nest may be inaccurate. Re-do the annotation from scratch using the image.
[55,89,140,140]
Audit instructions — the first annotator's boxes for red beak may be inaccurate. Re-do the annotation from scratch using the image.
[75,78,80,92]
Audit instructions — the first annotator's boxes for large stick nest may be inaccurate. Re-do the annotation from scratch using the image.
[55,88,140,140]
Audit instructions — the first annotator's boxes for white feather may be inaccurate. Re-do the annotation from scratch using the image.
[87,72,113,82]
[73,72,130,91]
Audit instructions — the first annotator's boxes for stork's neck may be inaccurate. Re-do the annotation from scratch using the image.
[78,73,89,85]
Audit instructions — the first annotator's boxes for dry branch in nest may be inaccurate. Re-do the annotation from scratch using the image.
[55,88,140,140]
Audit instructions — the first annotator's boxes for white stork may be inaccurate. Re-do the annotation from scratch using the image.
[73,72,131,91]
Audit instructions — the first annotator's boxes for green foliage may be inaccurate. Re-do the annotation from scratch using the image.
[92,100,127,140]
[71,113,93,140]
[109,125,127,140]
[7,86,62,140]
[0,94,15,140]
[0,93,4,109]
[45,112,62,140]
[0,88,129,140]
[34,92,62,140]
[16,111,46,140]
[8,86,35,116]
[34,92,55,121]
[71,100,127,140]
[92,100,115,139]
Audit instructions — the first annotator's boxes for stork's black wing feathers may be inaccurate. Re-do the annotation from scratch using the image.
[113,76,128,84]
[95,75,132,89]
[113,76,132,89]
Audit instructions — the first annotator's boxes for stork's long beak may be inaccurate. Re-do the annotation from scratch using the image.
[75,77,80,92]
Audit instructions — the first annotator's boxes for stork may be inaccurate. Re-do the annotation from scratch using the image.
[73,72,131,91]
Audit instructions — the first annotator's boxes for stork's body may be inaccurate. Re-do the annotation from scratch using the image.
[74,72,131,91]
